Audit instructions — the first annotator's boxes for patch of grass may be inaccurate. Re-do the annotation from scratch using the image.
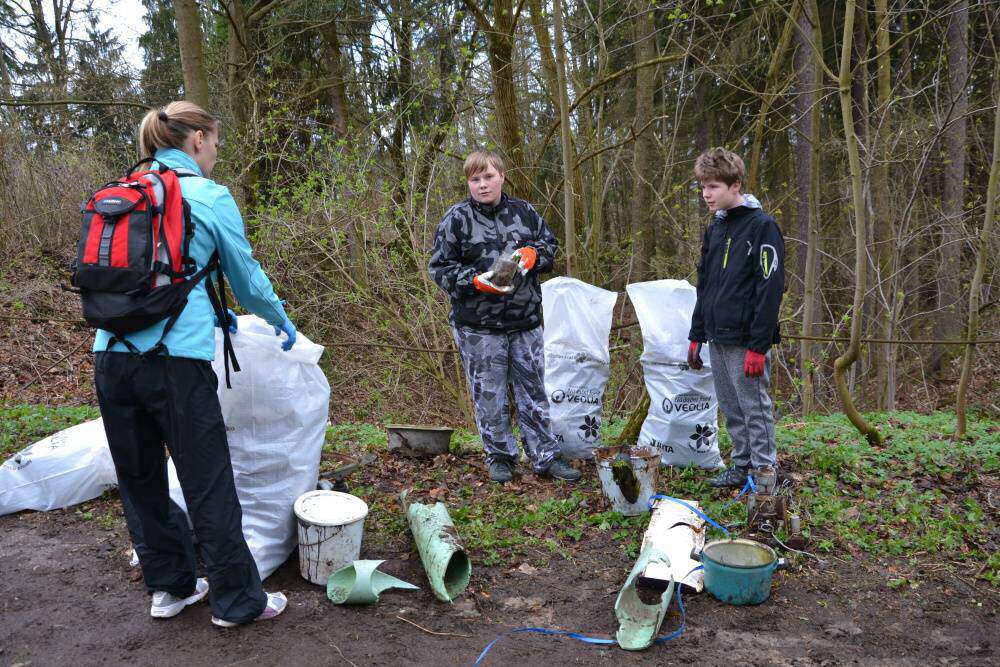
[777,411,999,583]
[0,404,101,460]
[451,490,590,566]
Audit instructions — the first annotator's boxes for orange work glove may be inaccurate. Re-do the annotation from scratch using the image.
[744,349,766,377]
[473,271,513,295]
[687,341,704,370]
[513,246,538,272]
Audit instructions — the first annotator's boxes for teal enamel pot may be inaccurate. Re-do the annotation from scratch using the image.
[699,539,785,605]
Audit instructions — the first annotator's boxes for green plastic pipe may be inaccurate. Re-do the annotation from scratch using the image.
[327,559,419,605]
[614,543,675,650]
[401,492,472,603]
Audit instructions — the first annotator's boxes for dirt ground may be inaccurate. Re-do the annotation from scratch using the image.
[2,500,997,667]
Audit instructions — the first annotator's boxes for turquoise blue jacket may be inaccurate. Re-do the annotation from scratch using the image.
[93,148,288,360]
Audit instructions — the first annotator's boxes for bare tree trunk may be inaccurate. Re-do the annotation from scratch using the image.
[629,0,656,280]
[955,54,999,439]
[932,0,969,373]
[588,5,610,282]
[528,0,559,108]
[412,13,471,202]
[389,0,413,205]
[747,2,801,191]
[693,75,711,228]
[463,0,527,197]
[552,0,576,276]
[794,0,822,414]
[872,0,894,409]
[835,0,882,446]
[26,0,65,95]
[320,20,350,139]
[173,0,210,108]
[0,31,11,98]
[225,0,249,128]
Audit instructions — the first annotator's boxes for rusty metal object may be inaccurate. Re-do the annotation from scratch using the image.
[747,492,788,533]
[488,256,518,287]
[387,425,453,458]
[595,445,660,516]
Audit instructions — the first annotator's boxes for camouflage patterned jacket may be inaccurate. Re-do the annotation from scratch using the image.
[429,194,558,332]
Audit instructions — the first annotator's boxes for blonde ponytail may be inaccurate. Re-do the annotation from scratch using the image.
[138,101,218,158]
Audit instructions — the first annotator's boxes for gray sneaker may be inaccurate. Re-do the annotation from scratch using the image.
[542,458,582,482]
[709,465,748,488]
[150,577,209,618]
[488,459,514,483]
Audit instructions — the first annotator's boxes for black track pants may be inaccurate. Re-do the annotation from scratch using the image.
[95,352,266,624]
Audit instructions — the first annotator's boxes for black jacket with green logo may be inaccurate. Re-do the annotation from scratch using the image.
[688,200,785,354]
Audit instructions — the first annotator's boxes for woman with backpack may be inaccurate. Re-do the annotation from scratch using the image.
[90,101,295,626]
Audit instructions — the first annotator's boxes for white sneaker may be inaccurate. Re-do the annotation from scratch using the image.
[212,592,287,628]
[150,578,209,618]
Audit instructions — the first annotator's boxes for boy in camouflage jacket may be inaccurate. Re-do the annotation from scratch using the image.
[429,150,580,483]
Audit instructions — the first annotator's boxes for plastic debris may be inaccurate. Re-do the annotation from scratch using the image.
[640,496,706,592]
[327,560,419,605]
[401,491,471,603]
[614,543,676,651]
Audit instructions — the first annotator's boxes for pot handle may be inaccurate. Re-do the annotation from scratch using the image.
[690,548,703,562]
[776,558,788,570]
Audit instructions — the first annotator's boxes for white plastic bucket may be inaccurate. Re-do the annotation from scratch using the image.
[293,490,369,586]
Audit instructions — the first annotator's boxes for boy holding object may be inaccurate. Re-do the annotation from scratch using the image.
[687,148,785,488]
[428,150,581,484]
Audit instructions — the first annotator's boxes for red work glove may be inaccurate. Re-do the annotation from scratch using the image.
[513,246,538,272]
[473,272,513,295]
[744,349,766,377]
[687,341,704,370]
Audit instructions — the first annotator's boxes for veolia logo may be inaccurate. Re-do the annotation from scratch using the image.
[550,388,600,405]
[3,454,31,471]
[662,391,711,414]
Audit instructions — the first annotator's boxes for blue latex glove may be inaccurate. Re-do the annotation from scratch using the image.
[214,308,238,334]
[273,317,297,351]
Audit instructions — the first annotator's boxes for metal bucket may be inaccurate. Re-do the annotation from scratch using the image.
[595,445,660,516]
[387,425,453,458]
[700,539,783,605]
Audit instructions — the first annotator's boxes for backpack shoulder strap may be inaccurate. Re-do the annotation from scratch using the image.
[201,253,240,388]
[141,252,240,388]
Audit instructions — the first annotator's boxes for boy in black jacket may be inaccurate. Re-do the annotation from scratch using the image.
[687,148,785,488]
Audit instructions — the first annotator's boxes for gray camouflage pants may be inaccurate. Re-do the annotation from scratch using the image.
[710,342,777,470]
[452,326,560,472]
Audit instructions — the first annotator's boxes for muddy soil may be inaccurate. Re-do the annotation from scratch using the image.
[1,502,996,667]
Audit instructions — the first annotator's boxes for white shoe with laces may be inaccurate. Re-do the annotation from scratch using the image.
[211,592,287,628]
[150,577,209,618]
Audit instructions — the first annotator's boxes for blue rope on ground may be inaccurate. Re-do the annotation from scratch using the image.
[472,567,702,665]
[646,476,756,536]
[472,479,756,664]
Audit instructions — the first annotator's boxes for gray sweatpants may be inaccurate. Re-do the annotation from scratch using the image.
[452,326,560,472]
[709,342,777,470]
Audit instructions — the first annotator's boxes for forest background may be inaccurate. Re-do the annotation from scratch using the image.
[0,0,998,438]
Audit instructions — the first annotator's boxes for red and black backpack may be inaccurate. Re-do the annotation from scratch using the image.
[71,157,239,382]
